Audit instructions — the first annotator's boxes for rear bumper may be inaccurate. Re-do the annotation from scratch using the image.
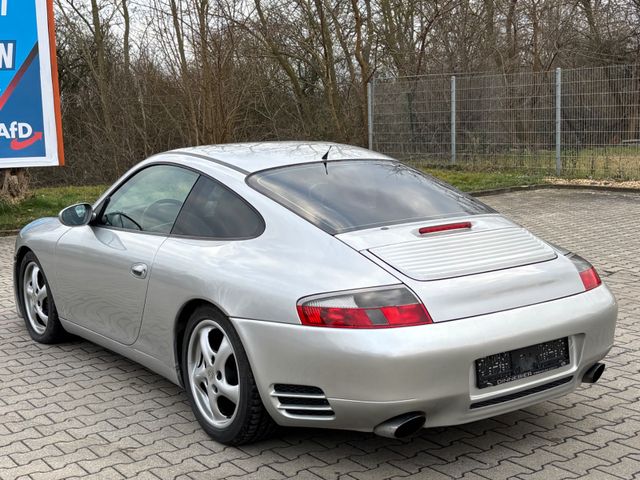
[232,285,617,432]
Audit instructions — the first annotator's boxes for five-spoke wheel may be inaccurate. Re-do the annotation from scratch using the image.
[23,261,49,335]
[18,251,67,344]
[181,306,275,444]
[187,319,240,428]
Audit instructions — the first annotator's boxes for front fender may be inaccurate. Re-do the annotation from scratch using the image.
[14,217,70,316]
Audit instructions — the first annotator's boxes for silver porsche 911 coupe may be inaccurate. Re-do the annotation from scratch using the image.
[14,142,616,445]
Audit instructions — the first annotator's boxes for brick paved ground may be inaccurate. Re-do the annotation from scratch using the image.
[1,188,639,480]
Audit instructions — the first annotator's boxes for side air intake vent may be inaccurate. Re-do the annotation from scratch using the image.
[272,384,334,418]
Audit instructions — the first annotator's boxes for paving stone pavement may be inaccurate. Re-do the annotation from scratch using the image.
[1,188,639,480]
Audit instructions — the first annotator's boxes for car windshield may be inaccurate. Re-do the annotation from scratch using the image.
[247,160,494,234]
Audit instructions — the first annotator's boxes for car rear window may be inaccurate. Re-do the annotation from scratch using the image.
[247,160,494,234]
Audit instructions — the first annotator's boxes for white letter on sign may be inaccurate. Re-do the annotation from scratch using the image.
[0,42,14,70]
[0,0,7,17]
[18,123,33,138]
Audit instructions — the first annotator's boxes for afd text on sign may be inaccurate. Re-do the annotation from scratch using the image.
[0,0,63,167]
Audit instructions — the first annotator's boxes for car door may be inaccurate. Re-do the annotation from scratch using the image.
[54,164,199,345]
[135,174,267,358]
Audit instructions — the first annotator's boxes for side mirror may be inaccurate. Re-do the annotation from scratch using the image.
[59,203,94,227]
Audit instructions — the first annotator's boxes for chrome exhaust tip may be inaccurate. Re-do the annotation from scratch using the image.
[582,362,605,384]
[373,412,426,439]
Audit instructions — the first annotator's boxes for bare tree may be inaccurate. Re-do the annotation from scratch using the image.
[13,0,637,190]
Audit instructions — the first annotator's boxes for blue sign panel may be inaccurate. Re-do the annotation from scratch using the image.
[0,0,63,167]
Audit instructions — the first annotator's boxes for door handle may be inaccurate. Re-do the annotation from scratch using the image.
[130,263,148,279]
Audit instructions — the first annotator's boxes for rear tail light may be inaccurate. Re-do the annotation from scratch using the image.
[568,253,602,291]
[297,286,432,328]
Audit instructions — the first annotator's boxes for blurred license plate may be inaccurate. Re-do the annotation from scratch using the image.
[475,338,570,389]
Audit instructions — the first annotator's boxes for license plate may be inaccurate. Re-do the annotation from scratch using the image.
[475,337,570,389]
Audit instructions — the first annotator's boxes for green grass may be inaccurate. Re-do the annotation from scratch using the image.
[422,168,545,192]
[0,185,107,232]
[409,145,640,180]
[0,170,547,232]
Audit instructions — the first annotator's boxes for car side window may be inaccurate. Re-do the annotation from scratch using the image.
[172,176,264,239]
[99,165,199,234]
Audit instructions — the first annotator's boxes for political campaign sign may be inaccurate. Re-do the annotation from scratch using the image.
[0,0,64,167]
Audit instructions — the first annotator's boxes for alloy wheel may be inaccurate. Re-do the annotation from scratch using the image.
[187,319,240,428]
[23,261,49,335]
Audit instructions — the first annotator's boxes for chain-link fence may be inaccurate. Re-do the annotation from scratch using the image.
[370,64,640,179]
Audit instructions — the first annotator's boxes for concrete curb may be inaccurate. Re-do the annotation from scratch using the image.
[470,183,640,197]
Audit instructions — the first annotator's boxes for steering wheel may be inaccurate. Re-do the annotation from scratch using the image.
[141,198,183,230]
[105,211,143,230]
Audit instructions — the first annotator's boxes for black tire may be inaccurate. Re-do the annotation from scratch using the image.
[18,251,68,344]
[181,305,276,445]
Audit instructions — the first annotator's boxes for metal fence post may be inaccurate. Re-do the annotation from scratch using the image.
[555,68,562,175]
[367,79,374,150]
[451,75,456,165]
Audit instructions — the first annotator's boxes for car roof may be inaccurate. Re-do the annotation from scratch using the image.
[173,141,393,174]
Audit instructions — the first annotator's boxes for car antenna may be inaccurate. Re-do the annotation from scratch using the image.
[322,145,332,174]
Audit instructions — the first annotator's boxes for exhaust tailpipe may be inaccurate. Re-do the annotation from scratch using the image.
[582,362,605,384]
[373,412,426,439]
